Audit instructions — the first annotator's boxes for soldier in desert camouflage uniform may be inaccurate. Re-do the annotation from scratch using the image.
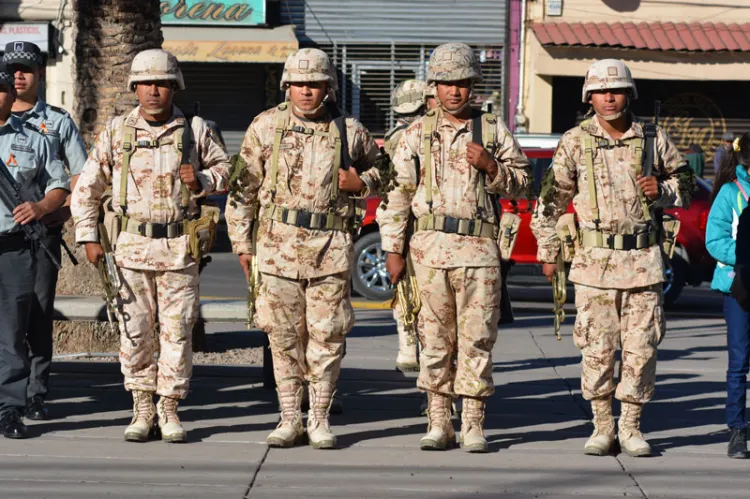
[226,48,379,450]
[71,49,231,443]
[531,59,694,457]
[384,78,428,373]
[377,43,531,453]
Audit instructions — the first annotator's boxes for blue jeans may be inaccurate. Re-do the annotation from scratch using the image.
[725,295,750,429]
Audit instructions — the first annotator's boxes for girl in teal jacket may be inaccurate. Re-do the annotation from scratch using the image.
[706,132,750,458]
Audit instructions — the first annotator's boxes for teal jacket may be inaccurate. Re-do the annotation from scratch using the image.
[706,165,750,293]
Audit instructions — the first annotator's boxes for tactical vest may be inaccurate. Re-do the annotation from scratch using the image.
[264,102,359,232]
[117,120,192,238]
[578,117,655,249]
[414,109,499,239]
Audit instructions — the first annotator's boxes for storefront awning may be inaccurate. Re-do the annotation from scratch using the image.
[531,21,750,52]
[162,25,298,63]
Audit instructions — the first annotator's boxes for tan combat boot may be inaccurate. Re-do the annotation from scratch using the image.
[584,397,615,456]
[460,397,487,453]
[618,402,652,457]
[157,396,187,443]
[395,324,418,373]
[124,390,155,442]
[420,392,456,451]
[307,382,337,449]
[267,382,305,448]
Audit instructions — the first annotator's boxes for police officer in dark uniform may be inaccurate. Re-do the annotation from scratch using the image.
[0,62,70,439]
[3,41,87,420]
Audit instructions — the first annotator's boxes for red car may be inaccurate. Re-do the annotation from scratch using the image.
[353,135,714,305]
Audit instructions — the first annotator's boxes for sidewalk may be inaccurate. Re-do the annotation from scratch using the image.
[2,309,740,498]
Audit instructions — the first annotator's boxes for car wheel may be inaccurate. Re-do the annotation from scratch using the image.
[663,248,688,307]
[351,232,394,301]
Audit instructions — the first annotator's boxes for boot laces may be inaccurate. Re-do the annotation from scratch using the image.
[427,393,451,430]
[462,398,485,434]
[277,385,302,428]
[159,397,180,425]
[132,391,154,424]
[309,384,334,431]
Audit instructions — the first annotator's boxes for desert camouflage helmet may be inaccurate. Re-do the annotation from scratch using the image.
[280,48,338,92]
[582,59,637,103]
[391,79,427,114]
[427,43,482,84]
[127,49,185,91]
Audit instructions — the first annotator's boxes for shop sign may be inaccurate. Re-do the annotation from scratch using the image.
[161,0,265,26]
[163,39,296,63]
[0,23,49,53]
[660,93,727,163]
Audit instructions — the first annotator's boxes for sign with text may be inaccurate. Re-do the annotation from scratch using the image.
[161,0,265,26]
[0,23,49,53]
[163,39,296,63]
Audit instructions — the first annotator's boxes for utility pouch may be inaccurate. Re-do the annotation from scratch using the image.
[661,214,681,259]
[187,202,220,262]
[498,212,521,261]
[101,195,121,250]
[555,213,579,263]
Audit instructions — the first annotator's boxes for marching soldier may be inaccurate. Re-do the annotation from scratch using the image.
[0,63,70,439]
[3,41,88,421]
[71,49,231,443]
[531,59,694,457]
[385,79,428,373]
[377,43,531,453]
[227,48,380,450]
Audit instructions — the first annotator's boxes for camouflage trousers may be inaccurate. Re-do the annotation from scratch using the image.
[116,266,199,399]
[256,271,354,386]
[573,283,665,404]
[413,262,501,398]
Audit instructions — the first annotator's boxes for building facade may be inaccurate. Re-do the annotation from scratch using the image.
[518,0,750,173]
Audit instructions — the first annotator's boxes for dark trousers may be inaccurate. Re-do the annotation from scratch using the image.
[725,295,750,429]
[0,237,36,416]
[27,229,61,400]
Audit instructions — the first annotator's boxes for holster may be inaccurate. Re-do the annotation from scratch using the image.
[555,213,579,263]
[660,214,681,259]
[498,212,521,261]
[187,201,220,262]
[101,195,121,250]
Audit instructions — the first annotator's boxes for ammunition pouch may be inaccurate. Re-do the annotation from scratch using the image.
[660,214,681,259]
[187,202,220,262]
[498,212,521,261]
[555,213,579,263]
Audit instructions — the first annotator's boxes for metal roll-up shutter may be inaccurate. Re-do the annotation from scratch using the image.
[174,63,267,155]
[282,0,507,44]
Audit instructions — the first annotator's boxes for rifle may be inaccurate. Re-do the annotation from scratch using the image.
[552,250,566,341]
[0,158,61,269]
[97,221,120,333]
[246,208,260,329]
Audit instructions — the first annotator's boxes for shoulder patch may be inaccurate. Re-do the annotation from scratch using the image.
[47,104,69,116]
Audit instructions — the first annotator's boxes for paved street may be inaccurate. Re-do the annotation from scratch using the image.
[2,303,744,498]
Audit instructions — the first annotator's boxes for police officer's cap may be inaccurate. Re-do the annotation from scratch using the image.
[0,62,15,91]
[2,41,44,70]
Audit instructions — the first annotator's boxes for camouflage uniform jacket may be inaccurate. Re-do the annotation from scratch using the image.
[384,120,409,158]
[531,115,694,289]
[72,106,231,271]
[377,109,531,268]
[226,104,380,279]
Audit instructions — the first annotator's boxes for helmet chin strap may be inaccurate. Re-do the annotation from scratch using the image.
[435,88,473,116]
[141,106,164,116]
[593,95,630,122]
[293,102,325,118]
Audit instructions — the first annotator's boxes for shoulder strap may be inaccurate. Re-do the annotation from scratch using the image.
[736,179,749,203]
[423,109,438,211]
[269,103,291,199]
[327,102,351,171]
[120,124,135,216]
[472,113,497,217]
[328,113,343,205]
[179,116,193,218]
[582,134,602,246]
